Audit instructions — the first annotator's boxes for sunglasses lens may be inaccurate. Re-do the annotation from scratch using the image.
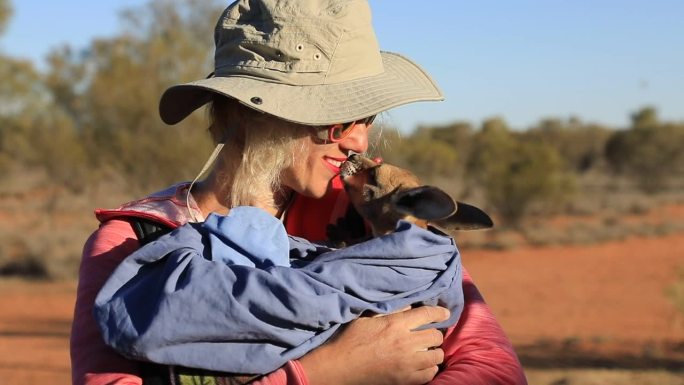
[322,115,377,142]
[331,124,353,140]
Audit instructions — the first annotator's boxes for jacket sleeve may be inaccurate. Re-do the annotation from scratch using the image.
[71,219,143,385]
[430,268,528,385]
[251,361,310,385]
[70,219,308,385]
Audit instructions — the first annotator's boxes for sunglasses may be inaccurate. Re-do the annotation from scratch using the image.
[315,115,377,143]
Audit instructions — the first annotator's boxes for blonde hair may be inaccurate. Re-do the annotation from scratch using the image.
[208,95,309,209]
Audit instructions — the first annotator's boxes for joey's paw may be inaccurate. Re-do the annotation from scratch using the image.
[325,223,350,248]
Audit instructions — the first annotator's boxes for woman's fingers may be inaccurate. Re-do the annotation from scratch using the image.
[299,306,450,385]
[407,347,445,384]
[410,327,445,350]
[412,366,441,385]
[393,305,451,330]
[414,347,445,367]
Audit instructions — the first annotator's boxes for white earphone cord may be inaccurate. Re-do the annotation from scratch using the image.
[186,143,225,223]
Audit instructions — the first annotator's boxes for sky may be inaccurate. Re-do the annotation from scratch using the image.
[2,0,683,132]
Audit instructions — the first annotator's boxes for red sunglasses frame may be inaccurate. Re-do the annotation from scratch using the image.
[317,115,376,143]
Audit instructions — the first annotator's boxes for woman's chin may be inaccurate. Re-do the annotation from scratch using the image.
[297,180,334,199]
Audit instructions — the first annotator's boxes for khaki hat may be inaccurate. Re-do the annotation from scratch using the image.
[159,0,444,126]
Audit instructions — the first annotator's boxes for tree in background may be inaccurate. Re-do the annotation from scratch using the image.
[527,117,612,173]
[378,122,473,197]
[0,0,88,190]
[0,55,41,171]
[42,0,222,193]
[0,0,9,35]
[0,0,18,170]
[467,118,575,227]
[605,107,684,193]
[1,0,224,193]
[631,106,659,128]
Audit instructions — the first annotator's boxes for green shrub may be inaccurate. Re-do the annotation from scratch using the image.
[468,118,575,227]
[605,107,684,193]
[666,266,684,315]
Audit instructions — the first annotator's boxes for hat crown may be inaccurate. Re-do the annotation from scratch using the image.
[214,0,383,85]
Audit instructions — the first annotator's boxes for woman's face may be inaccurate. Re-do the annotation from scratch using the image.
[281,122,372,198]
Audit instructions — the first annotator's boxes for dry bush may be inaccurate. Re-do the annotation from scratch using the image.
[667,266,684,316]
[0,167,134,280]
[605,108,684,194]
[468,120,576,227]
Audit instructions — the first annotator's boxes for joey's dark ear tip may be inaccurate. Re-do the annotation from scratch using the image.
[455,201,494,229]
[483,214,494,228]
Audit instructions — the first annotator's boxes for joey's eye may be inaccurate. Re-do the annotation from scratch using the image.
[363,184,380,200]
[368,166,379,182]
[363,185,373,199]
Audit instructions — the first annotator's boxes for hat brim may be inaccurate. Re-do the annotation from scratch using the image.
[159,51,444,126]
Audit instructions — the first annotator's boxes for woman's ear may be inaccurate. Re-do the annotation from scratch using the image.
[391,186,457,221]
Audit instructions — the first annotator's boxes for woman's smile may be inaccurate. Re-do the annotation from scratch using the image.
[323,156,347,174]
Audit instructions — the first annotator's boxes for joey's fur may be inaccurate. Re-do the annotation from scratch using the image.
[330,154,493,244]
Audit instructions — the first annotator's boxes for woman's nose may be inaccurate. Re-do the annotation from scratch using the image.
[339,123,370,154]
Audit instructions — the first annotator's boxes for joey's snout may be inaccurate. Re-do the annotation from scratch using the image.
[340,154,381,198]
[340,153,379,178]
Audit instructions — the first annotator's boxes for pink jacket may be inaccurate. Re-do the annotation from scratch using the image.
[70,182,526,385]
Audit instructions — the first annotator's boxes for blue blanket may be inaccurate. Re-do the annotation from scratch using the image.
[94,206,463,374]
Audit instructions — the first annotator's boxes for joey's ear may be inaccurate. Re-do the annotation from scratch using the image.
[392,186,456,220]
[434,201,494,231]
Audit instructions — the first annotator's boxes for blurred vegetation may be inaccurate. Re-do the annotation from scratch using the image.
[378,111,684,228]
[605,107,684,193]
[667,266,684,316]
[1,0,684,280]
[0,0,219,195]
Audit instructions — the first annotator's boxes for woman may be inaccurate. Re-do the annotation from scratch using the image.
[95,91,468,375]
[70,0,527,384]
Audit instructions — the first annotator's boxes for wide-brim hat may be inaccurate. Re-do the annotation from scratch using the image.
[159,0,444,126]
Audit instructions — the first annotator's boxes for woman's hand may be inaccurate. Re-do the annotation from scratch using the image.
[299,306,450,385]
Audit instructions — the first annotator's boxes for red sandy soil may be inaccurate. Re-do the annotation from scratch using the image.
[1,232,683,384]
[463,233,684,345]
[0,280,75,384]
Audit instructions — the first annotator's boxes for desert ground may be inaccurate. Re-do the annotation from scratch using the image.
[1,203,683,384]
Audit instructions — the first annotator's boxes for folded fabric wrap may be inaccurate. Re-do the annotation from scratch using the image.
[95,206,463,374]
